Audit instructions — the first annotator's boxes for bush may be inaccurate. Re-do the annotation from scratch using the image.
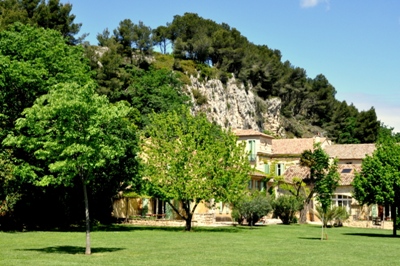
[234,192,272,226]
[272,195,303,224]
[192,89,208,105]
[313,205,349,227]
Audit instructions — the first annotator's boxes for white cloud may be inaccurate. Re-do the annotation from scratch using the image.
[300,0,319,8]
[300,0,330,9]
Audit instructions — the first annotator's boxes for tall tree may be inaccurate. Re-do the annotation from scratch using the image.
[353,128,400,236]
[299,144,340,223]
[141,107,251,231]
[0,0,82,44]
[113,19,135,61]
[0,24,91,220]
[0,23,91,139]
[131,20,153,56]
[4,82,138,254]
[153,24,170,54]
[354,107,380,143]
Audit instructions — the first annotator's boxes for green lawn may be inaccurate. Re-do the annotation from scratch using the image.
[0,224,399,266]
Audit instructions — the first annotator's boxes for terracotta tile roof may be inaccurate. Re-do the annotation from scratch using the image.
[337,164,361,186]
[272,138,315,155]
[282,165,310,183]
[233,129,274,139]
[283,164,361,186]
[324,144,375,160]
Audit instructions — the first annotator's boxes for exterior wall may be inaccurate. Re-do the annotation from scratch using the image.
[112,197,142,218]
[113,198,228,223]
[114,133,373,225]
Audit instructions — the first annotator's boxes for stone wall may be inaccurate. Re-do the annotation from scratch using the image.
[344,220,393,230]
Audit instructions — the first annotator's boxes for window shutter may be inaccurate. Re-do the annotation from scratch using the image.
[264,164,270,174]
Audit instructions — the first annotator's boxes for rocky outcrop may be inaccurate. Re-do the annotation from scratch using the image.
[188,76,284,136]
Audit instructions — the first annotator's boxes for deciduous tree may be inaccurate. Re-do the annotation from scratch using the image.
[141,107,251,231]
[4,82,138,254]
[299,144,340,223]
[353,128,400,236]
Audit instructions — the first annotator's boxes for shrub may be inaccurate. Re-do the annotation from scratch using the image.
[234,192,272,226]
[192,89,208,105]
[313,205,349,227]
[272,195,303,224]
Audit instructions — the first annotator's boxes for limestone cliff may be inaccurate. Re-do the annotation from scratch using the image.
[188,76,284,137]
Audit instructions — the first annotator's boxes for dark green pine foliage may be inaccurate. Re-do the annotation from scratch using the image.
[161,12,380,142]
[84,12,381,142]
[0,0,83,44]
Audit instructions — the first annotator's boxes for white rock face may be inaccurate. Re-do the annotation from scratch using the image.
[188,76,283,136]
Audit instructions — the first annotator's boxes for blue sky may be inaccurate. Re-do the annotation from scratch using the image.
[67,0,400,132]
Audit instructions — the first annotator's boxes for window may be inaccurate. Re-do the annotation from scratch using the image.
[341,168,352,173]
[275,163,285,176]
[332,194,352,213]
[248,140,256,162]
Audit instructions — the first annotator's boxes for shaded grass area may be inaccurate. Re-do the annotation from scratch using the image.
[1,224,399,266]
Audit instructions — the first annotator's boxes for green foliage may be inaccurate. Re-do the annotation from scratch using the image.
[141,106,251,230]
[313,205,349,227]
[161,13,380,140]
[152,52,174,70]
[4,81,139,254]
[353,129,400,205]
[0,149,20,217]
[299,143,340,222]
[152,25,171,54]
[126,67,191,127]
[0,24,92,224]
[0,23,91,139]
[5,82,137,186]
[234,191,272,226]
[353,127,400,235]
[0,0,83,44]
[113,19,153,63]
[272,194,303,224]
[192,88,208,105]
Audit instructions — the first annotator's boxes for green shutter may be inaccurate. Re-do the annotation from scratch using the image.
[264,164,270,174]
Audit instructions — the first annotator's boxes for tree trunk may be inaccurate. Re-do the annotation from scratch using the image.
[391,204,397,237]
[166,200,197,231]
[300,190,314,224]
[185,213,192,231]
[82,181,91,255]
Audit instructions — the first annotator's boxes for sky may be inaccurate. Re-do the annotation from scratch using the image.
[66,0,400,132]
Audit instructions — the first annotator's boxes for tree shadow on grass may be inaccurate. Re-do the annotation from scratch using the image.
[298,237,323,240]
[92,224,242,233]
[17,246,124,254]
[342,233,400,238]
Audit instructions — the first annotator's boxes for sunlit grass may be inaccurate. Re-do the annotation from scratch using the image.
[1,224,398,266]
